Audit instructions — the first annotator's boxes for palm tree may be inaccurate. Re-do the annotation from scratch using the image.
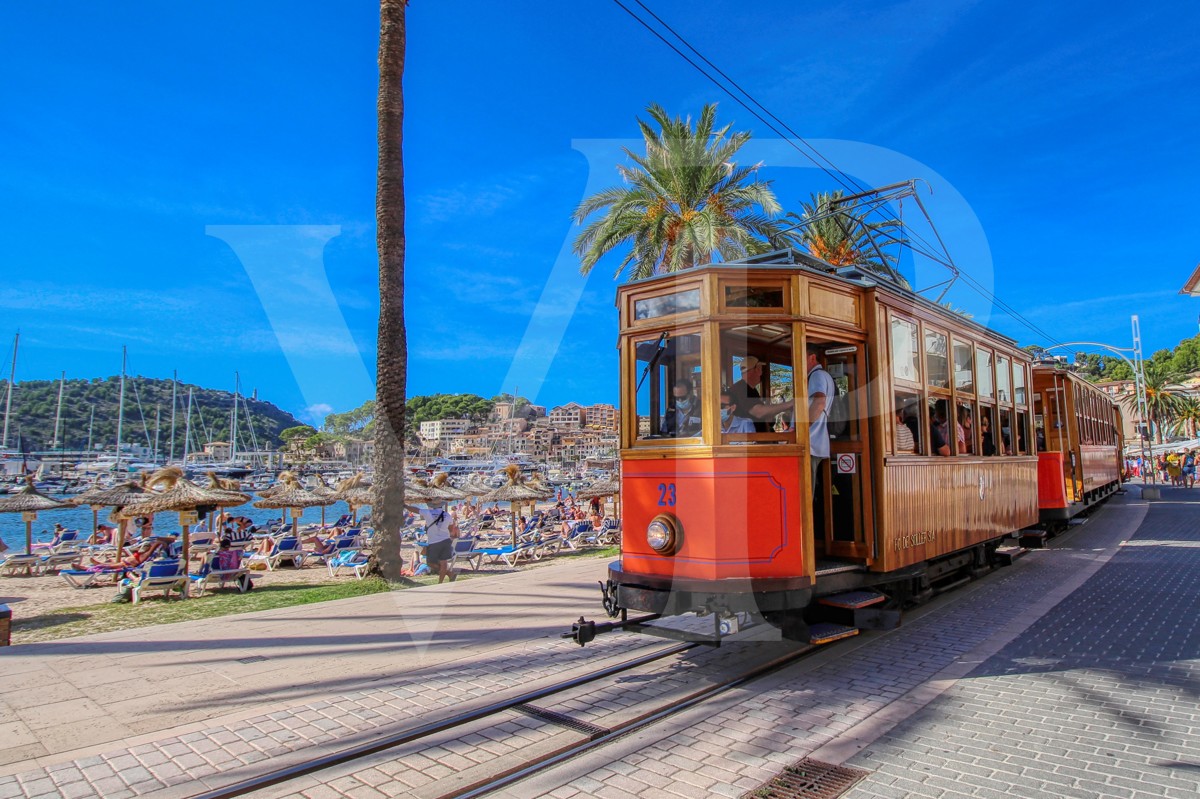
[373,0,407,583]
[1172,396,1200,439]
[783,191,909,287]
[573,104,792,280]
[1125,364,1183,444]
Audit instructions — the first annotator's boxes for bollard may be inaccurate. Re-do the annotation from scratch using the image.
[0,604,10,646]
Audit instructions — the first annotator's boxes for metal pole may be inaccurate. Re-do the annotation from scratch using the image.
[183,388,194,468]
[1132,315,1152,485]
[168,370,177,464]
[2,332,18,449]
[115,347,126,472]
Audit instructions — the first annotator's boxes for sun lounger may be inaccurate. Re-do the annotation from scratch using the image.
[189,565,252,595]
[450,536,482,572]
[476,540,540,568]
[60,565,125,588]
[327,548,371,579]
[0,553,43,576]
[246,537,306,570]
[131,559,187,604]
[33,530,82,553]
[36,550,85,574]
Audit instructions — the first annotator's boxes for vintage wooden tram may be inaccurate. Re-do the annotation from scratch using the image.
[578,249,1122,646]
[1032,366,1125,527]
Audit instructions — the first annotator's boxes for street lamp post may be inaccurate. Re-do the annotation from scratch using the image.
[1044,322,1152,485]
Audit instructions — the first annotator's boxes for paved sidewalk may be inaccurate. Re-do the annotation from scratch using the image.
[0,556,652,797]
[492,486,1200,799]
[6,486,1195,799]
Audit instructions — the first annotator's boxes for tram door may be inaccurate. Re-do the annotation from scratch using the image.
[812,338,873,560]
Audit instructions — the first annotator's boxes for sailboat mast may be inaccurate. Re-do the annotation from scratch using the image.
[153,403,161,463]
[183,387,194,467]
[115,347,126,471]
[51,371,65,449]
[229,372,239,462]
[86,404,94,453]
[168,370,178,464]
[2,332,18,449]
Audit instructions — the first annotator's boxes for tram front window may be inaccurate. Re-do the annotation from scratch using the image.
[721,323,795,440]
[633,331,705,442]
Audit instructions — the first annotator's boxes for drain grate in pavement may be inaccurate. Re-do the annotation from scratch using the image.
[236,655,268,664]
[511,704,610,739]
[740,757,870,799]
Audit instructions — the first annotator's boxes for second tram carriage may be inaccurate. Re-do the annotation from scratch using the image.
[586,249,1123,645]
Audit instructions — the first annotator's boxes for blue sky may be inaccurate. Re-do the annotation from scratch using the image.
[2,1,1198,425]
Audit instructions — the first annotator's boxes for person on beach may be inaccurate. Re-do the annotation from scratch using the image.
[406,500,459,583]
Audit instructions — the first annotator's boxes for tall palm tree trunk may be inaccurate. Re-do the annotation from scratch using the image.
[374,0,407,583]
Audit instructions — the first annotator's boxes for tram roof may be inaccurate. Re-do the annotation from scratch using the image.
[621,248,1023,352]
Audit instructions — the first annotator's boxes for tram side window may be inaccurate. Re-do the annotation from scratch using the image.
[925,329,949,389]
[953,340,974,393]
[1013,363,1027,405]
[980,405,999,456]
[891,318,919,382]
[927,397,954,456]
[976,349,994,399]
[998,408,1014,455]
[894,391,920,454]
[996,355,1011,403]
[1016,411,1030,454]
[633,332,704,442]
[956,400,976,455]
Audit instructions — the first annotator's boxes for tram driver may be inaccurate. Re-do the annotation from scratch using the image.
[661,380,702,437]
[729,355,795,433]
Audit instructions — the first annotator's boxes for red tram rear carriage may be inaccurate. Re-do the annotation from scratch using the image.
[590,250,1122,645]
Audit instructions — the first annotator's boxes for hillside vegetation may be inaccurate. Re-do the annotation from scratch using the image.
[0,377,303,453]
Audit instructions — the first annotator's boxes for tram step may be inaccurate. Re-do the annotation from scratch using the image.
[994,545,1027,566]
[1019,529,1049,549]
[809,622,859,645]
[818,589,887,609]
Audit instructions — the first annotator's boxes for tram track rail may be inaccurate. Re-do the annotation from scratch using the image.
[190,640,698,799]
[191,620,825,799]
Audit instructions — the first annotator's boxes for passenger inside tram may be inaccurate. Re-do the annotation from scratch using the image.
[719,389,756,434]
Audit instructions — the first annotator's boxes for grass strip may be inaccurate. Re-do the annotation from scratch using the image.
[12,577,391,644]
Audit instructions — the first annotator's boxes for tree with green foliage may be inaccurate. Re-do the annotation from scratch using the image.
[573,104,792,280]
[783,191,909,287]
[281,425,317,442]
[1124,363,1184,443]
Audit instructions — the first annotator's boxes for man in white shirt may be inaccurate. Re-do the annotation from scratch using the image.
[807,344,836,489]
[406,500,460,583]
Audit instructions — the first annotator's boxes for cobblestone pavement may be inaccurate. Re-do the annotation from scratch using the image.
[482,487,1175,799]
[6,487,1192,799]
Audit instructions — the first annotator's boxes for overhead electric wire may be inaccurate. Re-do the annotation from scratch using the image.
[613,0,1064,347]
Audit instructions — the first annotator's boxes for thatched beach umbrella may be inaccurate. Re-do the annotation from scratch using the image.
[202,472,253,533]
[118,467,250,574]
[0,477,70,555]
[575,474,622,519]
[257,471,300,527]
[252,475,333,538]
[71,480,153,561]
[309,474,339,529]
[334,473,380,524]
[481,465,554,548]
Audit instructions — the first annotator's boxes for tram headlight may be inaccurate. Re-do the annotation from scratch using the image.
[646,514,682,554]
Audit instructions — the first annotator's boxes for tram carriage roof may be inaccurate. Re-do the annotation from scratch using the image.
[620,248,1024,353]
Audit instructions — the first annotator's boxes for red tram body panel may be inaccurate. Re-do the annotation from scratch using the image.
[620,456,805,582]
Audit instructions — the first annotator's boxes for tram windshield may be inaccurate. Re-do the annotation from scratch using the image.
[633,331,705,441]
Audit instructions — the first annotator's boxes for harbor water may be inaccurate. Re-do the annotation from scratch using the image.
[0,499,360,552]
